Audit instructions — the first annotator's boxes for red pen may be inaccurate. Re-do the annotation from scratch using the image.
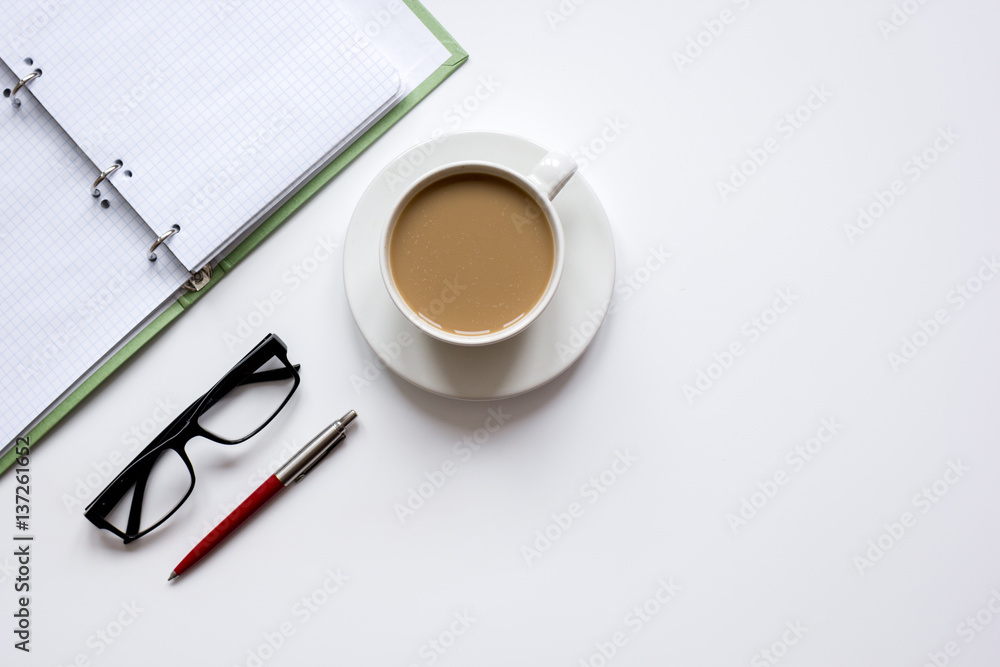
[168,410,357,580]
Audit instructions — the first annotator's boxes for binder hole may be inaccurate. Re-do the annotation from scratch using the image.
[100,199,110,209]
[124,170,132,178]
[24,58,32,66]
[114,159,123,167]
[172,224,180,232]
[2,89,9,98]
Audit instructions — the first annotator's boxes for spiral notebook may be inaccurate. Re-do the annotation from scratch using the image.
[0,0,466,462]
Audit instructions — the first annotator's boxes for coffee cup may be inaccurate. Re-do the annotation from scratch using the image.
[379,150,577,346]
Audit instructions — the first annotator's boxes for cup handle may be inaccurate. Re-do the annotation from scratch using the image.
[528,151,578,201]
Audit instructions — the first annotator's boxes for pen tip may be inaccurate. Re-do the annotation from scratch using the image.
[167,571,178,581]
[341,410,357,427]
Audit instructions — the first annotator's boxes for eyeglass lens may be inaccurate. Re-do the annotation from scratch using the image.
[103,448,194,535]
[197,356,297,441]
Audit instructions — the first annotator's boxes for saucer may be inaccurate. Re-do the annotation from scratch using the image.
[343,131,615,399]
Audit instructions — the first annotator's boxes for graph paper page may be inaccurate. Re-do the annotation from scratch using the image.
[0,1,401,271]
[0,60,190,448]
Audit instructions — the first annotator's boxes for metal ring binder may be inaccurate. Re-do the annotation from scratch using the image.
[9,69,41,108]
[91,160,123,198]
[148,225,179,262]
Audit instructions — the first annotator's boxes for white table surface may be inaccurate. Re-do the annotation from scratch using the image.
[3,1,1000,665]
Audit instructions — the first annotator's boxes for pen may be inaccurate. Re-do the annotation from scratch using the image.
[168,410,357,581]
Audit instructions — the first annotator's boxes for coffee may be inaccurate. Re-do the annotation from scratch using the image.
[388,173,555,335]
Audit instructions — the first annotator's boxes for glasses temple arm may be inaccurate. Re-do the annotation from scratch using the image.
[238,363,300,386]
[192,363,300,416]
[124,457,154,537]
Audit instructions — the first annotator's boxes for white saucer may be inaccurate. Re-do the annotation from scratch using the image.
[343,131,615,399]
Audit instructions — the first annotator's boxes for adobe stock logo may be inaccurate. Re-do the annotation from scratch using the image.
[223,235,341,350]
[521,450,638,565]
[419,276,466,323]
[878,0,933,40]
[394,407,512,523]
[716,86,832,203]
[61,397,180,513]
[233,568,349,667]
[726,418,844,534]
[576,578,681,667]
[852,460,969,576]
[544,0,591,30]
[404,611,477,667]
[750,621,808,667]
[339,0,407,55]
[887,255,998,372]
[672,0,759,73]
[8,1,62,51]
[55,600,145,667]
[382,75,501,192]
[349,331,414,394]
[555,246,670,362]
[919,588,1000,667]
[843,127,958,244]
[683,289,798,404]
[570,117,628,172]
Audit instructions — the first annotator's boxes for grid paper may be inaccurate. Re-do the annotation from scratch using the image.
[0,59,191,448]
[0,1,401,272]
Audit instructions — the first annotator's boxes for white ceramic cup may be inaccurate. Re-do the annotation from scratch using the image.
[379,151,578,346]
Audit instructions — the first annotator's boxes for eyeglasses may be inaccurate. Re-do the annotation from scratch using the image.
[85,333,300,543]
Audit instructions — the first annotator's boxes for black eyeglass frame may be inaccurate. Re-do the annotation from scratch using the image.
[84,333,300,544]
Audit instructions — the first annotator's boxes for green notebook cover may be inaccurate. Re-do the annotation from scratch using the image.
[0,0,467,474]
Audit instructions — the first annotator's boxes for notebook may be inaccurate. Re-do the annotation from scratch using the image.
[0,0,466,464]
